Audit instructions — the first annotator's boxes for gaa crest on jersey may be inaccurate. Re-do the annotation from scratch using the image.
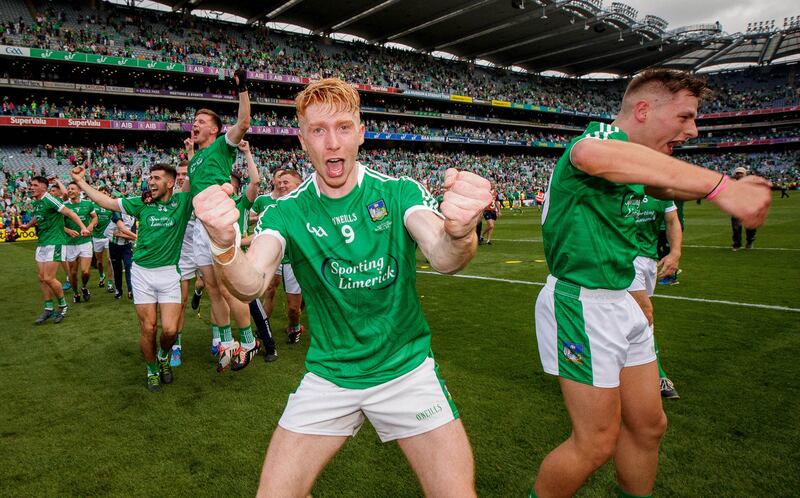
[562,342,585,364]
[367,199,388,221]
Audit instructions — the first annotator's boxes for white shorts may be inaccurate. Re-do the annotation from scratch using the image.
[65,242,93,262]
[281,263,302,294]
[35,244,65,263]
[179,219,199,280]
[192,221,213,268]
[627,256,657,296]
[535,275,654,388]
[279,357,459,443]
[131,263,182,305]
[92,237,110,253]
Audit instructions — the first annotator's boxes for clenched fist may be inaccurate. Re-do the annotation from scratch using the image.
[70,166,86,182]
[440,168,492,240]
[711,175,772,229]
[193,183,239,249]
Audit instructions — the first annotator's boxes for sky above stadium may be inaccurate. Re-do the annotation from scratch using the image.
[621,0,796,34]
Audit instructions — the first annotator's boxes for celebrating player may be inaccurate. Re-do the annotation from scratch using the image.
[71,164,194,393]
[531,69,771,498]
[20,176,91,324]
[193,78,492,496]
[186,68,256,372]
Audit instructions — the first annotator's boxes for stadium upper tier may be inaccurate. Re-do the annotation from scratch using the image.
[1,0,798,116]
[2,95,798,151]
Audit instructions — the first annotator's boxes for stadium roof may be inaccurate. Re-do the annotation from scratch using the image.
[153,0,800,76]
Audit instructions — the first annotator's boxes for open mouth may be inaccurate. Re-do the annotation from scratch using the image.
[665,141,683,155]
[325,158,345,177]
[191,129,199,139]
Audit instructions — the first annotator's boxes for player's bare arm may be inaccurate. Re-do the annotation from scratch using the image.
[406,168,492,274]
[225,69,251,146]
[658,210,682,278]
[239,140,260,202]
[193,184,282,301]
[61,205,90,236]
[571,139,771,227]
[70,167,122,212]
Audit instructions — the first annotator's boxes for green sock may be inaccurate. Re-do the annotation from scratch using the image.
[291,323,301,332]
[58,296,67,307]
[654,335,668,378]
[211,324,221,342]
[157,347,169,362]
[239,326,255,346]
[220,324,233,343]
[617,486,651,498]
[146,362,158,376]
[174,332,182,348]
[44,300,54,311]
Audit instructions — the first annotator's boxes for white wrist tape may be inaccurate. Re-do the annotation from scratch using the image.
[209,222,241,256]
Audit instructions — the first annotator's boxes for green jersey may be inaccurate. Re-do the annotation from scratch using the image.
[33,193,67,246]
[634,195,675,260]
[92,203,113,238]
[120,192,193,269]
[255,164,440,389]
[542,122,644,290]
[64,199,95,245]
[234,193,253,236]
[188,134,237,198]
[252,193,289,263]
[251,193,277,216]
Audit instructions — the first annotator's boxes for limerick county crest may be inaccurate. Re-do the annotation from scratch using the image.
[563,342,585,364]
[367,199,388,221]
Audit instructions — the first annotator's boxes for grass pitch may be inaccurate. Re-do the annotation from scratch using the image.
[1,193,798,497]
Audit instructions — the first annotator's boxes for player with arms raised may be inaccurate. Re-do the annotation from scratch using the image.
[193,78,492,497]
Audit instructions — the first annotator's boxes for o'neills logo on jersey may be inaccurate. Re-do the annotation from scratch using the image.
[146,215,176,228]
[321,255,399,290]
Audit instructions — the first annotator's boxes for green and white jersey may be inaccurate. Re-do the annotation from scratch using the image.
[92,203,113,238]
[234,193,253,236]
[251,193,277,216]
[188,134,238,198]
[254,163,440,389]
[119,192,193,269]
[64,199,95,246]
[634,195,675,260]
[250,193,287,261]
[541,121,644,290]
[32,193,67,246]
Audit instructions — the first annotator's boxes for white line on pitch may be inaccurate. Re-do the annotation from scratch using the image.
[491,239,799,251]
[416,271,800,313]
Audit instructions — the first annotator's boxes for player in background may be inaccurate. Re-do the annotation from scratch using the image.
[186,68,254,372]
[20,176,90,324]
[626,195,683,400]
[64,181,98,303]
[72,164,194,393]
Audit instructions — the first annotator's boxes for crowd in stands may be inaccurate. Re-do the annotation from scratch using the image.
[0,1,796,115]
[2,142,797,234]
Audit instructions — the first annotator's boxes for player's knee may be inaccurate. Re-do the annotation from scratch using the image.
[575,426,619,467]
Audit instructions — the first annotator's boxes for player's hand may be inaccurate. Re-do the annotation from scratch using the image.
[70,166,85,182]
[233,68,248,93]
[711,175,772,229]
[193,183,239,249]
[657,253,680,278]
[80,227,91,237]
[238,139,250,153]
[440,168,492,240]
[65,228,79,238]
[184,137,194,151]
